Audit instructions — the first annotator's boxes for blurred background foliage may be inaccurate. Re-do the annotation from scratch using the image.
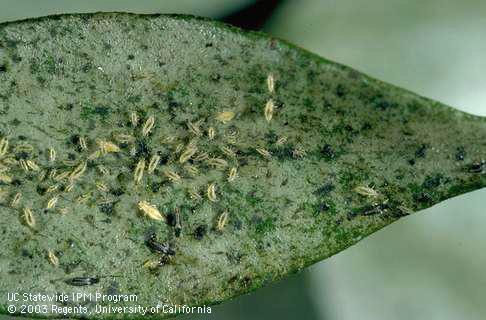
[0,1,485,319]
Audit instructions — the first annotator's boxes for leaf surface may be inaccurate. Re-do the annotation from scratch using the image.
[0,13,485,318]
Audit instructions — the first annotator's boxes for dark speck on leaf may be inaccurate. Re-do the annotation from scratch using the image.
[194,225,207,240]
[322,99,332,109]
[210,73,221,82]
[110,188,125,197]
[99,202,115,215]
[128,54,135,60]
[415,144,428,158]
[15,151,30,160]
[135,140,151,158]
[149,181,163,193]
[66,239,75,248]
[422,174,444,189]
[81,62,92,72]
[167,98,180,113]
[455,147,466,161]
[12,55,22,63]
[335,84,346,98]
[21,249,33,259]
[69,134,79,144]
[94,106,110,118]
[116,172,128,184]
[36,185,47,195]
[11,179,22,186]
[232,217,242,230]
[166,213,176,227]
[69,134,80,148]
[158,153,170,165]
[314,183,335,196]
[321,144,336,160]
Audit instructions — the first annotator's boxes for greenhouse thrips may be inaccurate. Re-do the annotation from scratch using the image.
[64,277,100,286]
[145,233,175,255]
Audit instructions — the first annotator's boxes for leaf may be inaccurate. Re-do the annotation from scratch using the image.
[0,13,484,318]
